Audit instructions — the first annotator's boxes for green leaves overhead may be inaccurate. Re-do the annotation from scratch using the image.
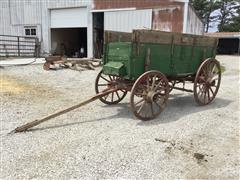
[190,0,240,32]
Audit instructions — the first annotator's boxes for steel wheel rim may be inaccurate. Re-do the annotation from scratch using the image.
[194,58,221,105]
[95,70,127,105]
[130,71,169,121]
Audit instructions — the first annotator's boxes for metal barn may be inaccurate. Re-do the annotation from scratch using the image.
[0,0,203,58]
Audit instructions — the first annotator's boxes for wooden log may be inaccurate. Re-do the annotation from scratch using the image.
[13,89,116,133]
[67,58,101,62]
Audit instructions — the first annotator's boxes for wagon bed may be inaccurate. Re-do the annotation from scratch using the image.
[103,30,218,80]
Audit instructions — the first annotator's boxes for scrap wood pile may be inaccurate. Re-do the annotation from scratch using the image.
[43,56,102,71]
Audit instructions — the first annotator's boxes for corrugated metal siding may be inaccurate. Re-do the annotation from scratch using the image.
[50,7,88,28]
[10,0,42,25]
[104,9,152,32]
[186,5,203,35]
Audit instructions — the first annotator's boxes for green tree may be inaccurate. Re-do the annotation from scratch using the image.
[220,8,240,31]
[216,0,240,32]
[190,0,219,32]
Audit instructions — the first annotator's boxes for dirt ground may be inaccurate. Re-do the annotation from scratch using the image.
[0,55,239,179]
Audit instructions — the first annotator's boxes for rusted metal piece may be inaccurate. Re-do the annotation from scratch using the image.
[14,88,117,133]
[152,5,184,33]
[93,0,182,10]
[43,56,102,71]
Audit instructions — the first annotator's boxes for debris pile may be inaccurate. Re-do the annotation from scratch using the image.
[43,56,102,71]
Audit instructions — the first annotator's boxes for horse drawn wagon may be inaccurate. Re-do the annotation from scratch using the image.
[14,30,221,132]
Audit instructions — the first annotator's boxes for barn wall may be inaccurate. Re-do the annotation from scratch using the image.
[104,9,152,32]
[93,0,184,10]
[93,0,185,33]
[186,5,204,35]
[0,0,91,55]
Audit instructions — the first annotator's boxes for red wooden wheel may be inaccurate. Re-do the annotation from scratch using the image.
[194,58,221,105]
[95,71,127,105]
[130,71,169,121]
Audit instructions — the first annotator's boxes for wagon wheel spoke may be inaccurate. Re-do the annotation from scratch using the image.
[211,64,216,73]
[120,89,126,93]
[100,75,110,82]
[198,75,206,82]
[104,93,109,100]
[137,101,146,114]
[207,89,211,101]
[146,77,150,91]
[211,76,219,81]
[150,102,154,116]
[98,83,109,86]
[135,98,145,106]
[151,75,157,90]
[154,80,163,91]
[109,75,113,81]
[209,86,214,95]
[202,67,208,77]
[203,91,207,104]
[115,91,120,99]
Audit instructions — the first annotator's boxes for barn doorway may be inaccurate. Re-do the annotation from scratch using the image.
[51,28,87,57]
[217,38,240,55]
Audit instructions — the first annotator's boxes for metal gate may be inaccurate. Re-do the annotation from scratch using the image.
[0,35,40,57]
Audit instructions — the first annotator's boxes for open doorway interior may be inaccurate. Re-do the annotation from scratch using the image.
[93,12,104,58]
[51,28,87,57]
[217,38,240,54]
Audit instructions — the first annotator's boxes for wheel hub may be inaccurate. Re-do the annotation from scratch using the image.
[146,91,158,103]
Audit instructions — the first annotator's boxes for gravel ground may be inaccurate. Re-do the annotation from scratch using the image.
[0,55,239,179]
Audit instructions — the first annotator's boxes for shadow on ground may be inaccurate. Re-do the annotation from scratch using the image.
[28,92,232,132]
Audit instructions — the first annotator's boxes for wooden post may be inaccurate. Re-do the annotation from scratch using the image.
[17,36,20,56]
[34,38,40,58]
